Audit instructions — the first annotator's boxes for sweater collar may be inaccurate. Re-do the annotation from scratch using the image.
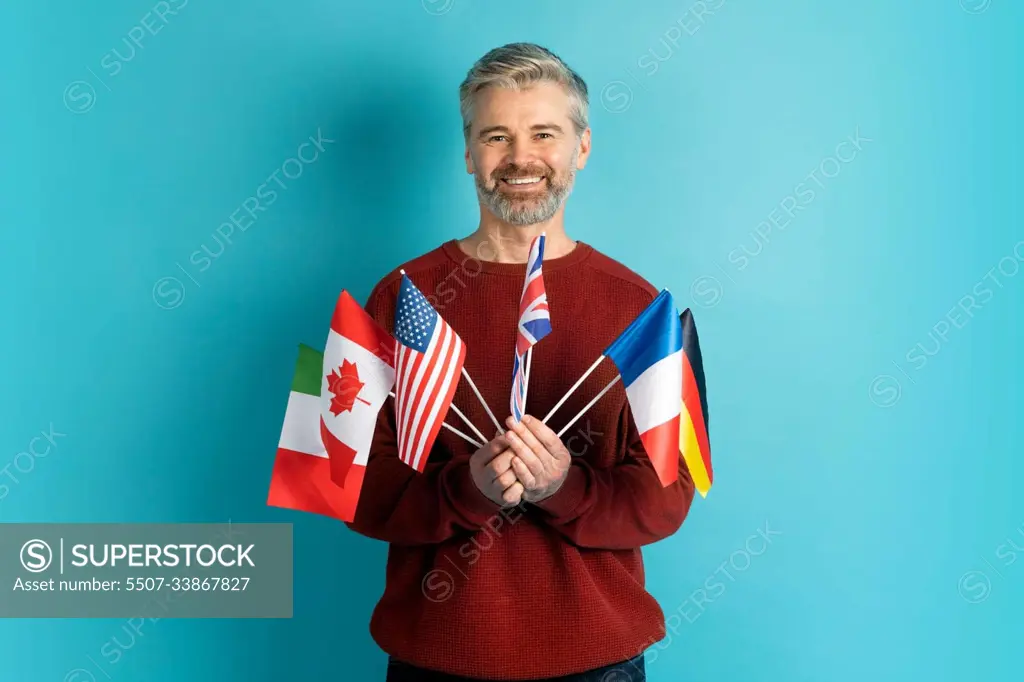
[440,238,593,276]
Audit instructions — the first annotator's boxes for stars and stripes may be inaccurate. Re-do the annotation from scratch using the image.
[510,234,552,422]
[393,273,466,471]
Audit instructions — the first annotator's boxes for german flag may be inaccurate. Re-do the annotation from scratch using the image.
[680,309,712,496]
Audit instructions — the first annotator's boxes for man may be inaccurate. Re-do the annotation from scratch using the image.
[345,42,695,682]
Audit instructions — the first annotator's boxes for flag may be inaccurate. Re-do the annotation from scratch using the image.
[680,308,713,496]
[393,274,466,471]
[510,234,552,422]
[267,343,354,520]
[320,290,397,508]
[603,289,684,488]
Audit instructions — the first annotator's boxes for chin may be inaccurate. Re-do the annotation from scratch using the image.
[498,189,549,202]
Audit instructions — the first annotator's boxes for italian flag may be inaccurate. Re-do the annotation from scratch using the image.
[267,291,396,522]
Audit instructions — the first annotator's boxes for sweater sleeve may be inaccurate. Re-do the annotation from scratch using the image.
[342,280,505,546]
[529,402,695,550]
[343,398,505,546]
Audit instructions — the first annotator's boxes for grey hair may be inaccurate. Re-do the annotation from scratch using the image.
[459,42,589,140]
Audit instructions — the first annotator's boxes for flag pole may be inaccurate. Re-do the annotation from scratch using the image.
[447,402,488,446]
[461,368,504,434]
[556,374,620,440]
[389,392,484,449]
[542,354,607,424]
[522,347,533,415]
[441,421,483,449]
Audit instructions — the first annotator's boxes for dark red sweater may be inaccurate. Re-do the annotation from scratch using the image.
[345,239,695,680]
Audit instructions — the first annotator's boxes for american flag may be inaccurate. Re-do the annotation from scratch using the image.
[510,234,552,422]
[393,273,466,471]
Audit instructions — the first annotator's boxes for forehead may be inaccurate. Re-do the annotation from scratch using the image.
[471,82,573,129]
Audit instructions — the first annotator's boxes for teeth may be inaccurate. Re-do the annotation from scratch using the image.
[505,177,542,185]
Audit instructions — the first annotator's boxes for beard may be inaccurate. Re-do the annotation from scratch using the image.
[474,145,579,226]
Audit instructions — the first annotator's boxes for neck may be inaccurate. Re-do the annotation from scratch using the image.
[459,206,576,264]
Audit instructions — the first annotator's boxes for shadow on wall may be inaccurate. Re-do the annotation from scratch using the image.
[289,69,468,676]
[320,72,468,303]
[179,64,464,679]
[286,71,456,652]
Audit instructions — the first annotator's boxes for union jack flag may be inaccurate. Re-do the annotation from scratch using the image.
[510,234,552,422]
[393,273,466,471]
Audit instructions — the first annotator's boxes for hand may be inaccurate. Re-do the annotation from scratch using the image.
[469,433,524,507]
[503,414,571,503]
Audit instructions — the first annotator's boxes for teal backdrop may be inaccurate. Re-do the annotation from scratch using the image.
[2,0,1022,680]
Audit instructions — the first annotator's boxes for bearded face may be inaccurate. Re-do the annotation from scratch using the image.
[473,144,580,226]
[465,82,590,227]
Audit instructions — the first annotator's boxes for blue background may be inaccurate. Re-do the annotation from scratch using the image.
[2,0,1022,680]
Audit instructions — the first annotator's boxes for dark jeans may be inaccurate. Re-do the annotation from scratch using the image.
[385,654,645,682]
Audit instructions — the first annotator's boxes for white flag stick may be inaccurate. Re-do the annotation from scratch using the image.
[440,420,483,449]
[462,367,504,434]
[521,346,534,416]
[447,402,488,446]
[389,392,483,449]
[542,354,607,424]
[556,374,620,439]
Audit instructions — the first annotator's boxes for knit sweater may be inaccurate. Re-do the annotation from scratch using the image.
[344,239,695,681]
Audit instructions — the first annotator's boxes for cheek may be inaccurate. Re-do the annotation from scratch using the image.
[474,147,504,170]
[475,159,501,181]
[543,149,571,172]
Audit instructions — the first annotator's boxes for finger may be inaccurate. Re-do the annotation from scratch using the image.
[508,419,552,469]
[502,481,524,506]
[471,436,499,462]
[509,455,536,489]
[504,428,546,475]
[472,435,508,467]
[488,433,510,454]
[494,469,518,491]
[486,450,515,481]
[521,415,568,459]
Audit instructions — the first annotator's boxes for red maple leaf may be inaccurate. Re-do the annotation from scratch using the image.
[326,359,371,416]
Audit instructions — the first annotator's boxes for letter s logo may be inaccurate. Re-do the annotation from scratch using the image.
[21,539,52,572]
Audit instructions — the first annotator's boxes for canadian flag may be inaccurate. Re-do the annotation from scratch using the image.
[267,291,395,522]
[320,290,395,498]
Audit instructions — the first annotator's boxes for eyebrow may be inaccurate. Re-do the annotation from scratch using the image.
[476,123,564,140]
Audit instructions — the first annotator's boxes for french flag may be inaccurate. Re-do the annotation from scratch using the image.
[603,289,684,487]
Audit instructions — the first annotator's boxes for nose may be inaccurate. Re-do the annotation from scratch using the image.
[508,137,535,168]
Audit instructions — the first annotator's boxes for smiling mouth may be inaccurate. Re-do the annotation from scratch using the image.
[501,176,545,187]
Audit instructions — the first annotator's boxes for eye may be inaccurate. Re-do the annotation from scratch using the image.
[536,133,553,139]
[488,135,508,143]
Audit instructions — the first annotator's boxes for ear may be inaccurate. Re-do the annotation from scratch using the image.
[575,128,592,170]
[465,144,475,174]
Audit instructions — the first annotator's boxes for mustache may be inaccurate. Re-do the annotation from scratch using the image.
[491,164,551,180]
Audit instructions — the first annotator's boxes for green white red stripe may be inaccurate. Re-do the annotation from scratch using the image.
[267,343,354,520]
